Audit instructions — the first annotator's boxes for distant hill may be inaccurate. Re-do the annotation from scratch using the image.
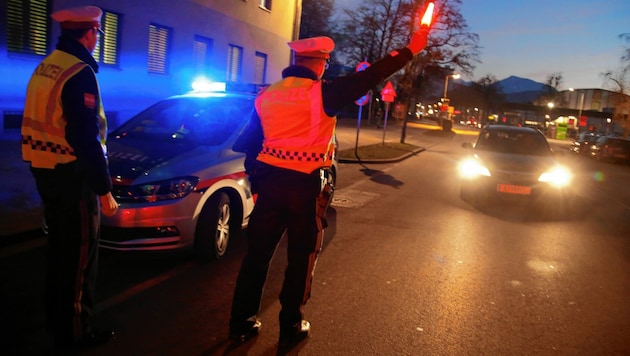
[495,75,546,94]
[493,76,556,104]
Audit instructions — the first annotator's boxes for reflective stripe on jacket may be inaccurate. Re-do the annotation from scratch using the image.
[22,50,106,169]
[255,77,336,174]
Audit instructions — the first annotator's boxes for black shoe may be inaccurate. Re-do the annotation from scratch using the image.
[278,320,310,347]
[229,318,262,342]
[77,328,114,348]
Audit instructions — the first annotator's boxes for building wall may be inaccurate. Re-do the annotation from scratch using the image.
[0,0,300,135]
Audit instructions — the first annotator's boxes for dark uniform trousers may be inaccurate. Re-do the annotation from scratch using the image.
[30,161,100,344]
[231,163,324,329]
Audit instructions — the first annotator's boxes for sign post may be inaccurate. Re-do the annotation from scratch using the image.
[354,61,371,158]
[380,81,396,144]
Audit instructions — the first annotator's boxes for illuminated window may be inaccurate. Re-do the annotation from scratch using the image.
[254,52,267,84]
[193,35,214,75]
[259,0,272,10]
[6,0,50,55]
[93,11,120,65]
[227,45,243,82]
[148,23,172,74]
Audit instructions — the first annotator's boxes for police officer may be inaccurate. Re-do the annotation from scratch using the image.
[229,28,430,346]
[21,5,118,350]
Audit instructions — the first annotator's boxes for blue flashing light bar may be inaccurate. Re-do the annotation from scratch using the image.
[192,77,226,92]
[191,76,268,94]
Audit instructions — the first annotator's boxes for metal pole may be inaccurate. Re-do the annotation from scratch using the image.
[443,75,449,99]
[382,102,390,144]
[354,105,362,159]
[577,91,585,133]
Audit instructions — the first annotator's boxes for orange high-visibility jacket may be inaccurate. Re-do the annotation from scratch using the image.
[255,77,336,174]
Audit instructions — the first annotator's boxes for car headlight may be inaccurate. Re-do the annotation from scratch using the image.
[538,166,572,188]
[114,176,200,203]
[459,158,491,178]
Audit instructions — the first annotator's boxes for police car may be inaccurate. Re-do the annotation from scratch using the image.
[100,80,259,259]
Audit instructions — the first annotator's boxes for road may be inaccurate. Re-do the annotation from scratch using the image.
[1,123,629,355]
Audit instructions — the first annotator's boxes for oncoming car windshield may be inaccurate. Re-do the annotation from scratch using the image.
[112,95,253,146]
[474,128,552,156]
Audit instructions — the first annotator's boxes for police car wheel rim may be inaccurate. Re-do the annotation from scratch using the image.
[214,201,230,255]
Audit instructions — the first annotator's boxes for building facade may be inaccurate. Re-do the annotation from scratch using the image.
[1,0,302,135]
[560,88,630,137]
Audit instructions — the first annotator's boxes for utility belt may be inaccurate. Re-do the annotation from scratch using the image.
[252,160,326,177]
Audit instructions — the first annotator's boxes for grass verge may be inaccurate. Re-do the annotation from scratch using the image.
[337,142,420,160]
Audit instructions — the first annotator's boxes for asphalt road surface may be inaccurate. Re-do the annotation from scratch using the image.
[1,123,629,355]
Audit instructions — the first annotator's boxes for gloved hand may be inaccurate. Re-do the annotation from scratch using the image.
[407,27,429,55]
[100,192,119,217]
[244,156,262,194]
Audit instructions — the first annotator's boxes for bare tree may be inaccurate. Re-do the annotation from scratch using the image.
[534,72,562,107]
[602,33,630,137]
[333,0,480,100]
[299,0,336,39]
[602,33,629,94]
[467,75,504,124]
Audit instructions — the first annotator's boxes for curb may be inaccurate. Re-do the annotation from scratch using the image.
[338,146,426,164]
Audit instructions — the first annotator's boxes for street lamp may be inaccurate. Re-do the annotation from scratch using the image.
[443,73,460,99]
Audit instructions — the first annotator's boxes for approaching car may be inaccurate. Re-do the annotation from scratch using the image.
[570,132,602,155]
[589,136,630,165]
[458,125,573,207]
[100,81,259,259]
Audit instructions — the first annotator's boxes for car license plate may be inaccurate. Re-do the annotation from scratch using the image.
[497,184,531,195]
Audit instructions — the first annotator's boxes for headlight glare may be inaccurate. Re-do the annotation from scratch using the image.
[538,166,572,188]
[459,158,491,178]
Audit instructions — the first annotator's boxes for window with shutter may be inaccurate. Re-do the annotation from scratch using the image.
[148,23,172,74]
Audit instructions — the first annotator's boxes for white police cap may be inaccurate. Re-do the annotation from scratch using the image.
[288,36,335,59]
[51,5,102,30]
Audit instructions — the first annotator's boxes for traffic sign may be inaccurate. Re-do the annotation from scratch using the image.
[381,81,396,103]
[356,61,370,72]
[355,93,370,106]
[355,61,371,106]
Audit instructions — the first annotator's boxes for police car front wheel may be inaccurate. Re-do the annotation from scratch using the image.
[194,192,232,260]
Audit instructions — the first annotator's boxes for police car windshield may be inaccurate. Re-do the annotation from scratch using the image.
[112,97,253,145]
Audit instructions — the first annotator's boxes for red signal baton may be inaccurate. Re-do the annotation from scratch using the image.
[421,2,434,27]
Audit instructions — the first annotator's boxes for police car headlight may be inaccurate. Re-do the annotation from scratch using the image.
[538,166,572,188]
[116,176,200,203]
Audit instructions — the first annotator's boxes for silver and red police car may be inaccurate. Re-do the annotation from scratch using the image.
[100,80,258,259]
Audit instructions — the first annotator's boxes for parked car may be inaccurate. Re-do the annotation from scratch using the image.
[458,125,573,207]
[100,81,259,259]
[570,132,603,155]
[589,136,630,165]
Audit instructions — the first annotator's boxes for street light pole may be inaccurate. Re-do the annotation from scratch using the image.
[443,73,460,99]
[440,73,460,131]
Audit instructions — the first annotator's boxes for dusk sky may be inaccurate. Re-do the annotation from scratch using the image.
[335,0,629,90]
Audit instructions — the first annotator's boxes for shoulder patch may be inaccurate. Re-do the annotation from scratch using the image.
[84,93,96,109]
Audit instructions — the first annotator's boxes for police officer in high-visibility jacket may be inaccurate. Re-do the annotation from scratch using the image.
[229,25,431,346]
[21,5,118,350]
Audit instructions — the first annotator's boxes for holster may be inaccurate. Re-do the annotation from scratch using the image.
[316,176,334,229]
